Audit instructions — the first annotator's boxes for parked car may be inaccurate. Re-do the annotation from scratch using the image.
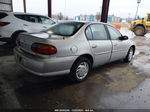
[14,21,135,82]
[0,12,56,44]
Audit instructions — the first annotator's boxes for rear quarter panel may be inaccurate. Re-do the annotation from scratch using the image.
[48,30,93,58]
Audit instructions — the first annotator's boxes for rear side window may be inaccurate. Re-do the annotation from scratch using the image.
[14,14,26,21]
[26,15,41,23]
[0,13,8,19]
[86,24,108,40]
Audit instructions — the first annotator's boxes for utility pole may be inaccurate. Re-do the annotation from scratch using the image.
[135,0,141,20]
[48,0,52,17]
[23,0,26,13]
[64,0,67,16]
[101,0,110,23]
[11,0,13,12]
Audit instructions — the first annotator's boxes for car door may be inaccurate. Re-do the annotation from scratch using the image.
[85,24,112,66]
[106,25,129,62]
[40,16,55,29]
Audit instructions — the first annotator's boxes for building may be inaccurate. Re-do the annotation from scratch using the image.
[75,15,96,21]
[75,14,122,23]
[107,15,122,23]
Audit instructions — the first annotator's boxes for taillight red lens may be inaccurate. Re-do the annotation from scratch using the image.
[31,43,57,55]
[0,22,10,26]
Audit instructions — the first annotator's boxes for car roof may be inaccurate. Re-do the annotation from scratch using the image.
[58,20,88,23]
[0,11,49,17]
[58,20,108,25]
[0,11,110,25]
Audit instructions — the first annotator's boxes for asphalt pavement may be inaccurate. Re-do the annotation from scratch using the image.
[0,28,150,110]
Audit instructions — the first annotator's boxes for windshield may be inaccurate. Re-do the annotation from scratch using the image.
[46,22,84,36]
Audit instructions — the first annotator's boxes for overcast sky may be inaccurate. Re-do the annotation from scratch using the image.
[12,0,149,18]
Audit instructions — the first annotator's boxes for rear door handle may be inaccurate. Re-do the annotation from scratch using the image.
[92,45,97,48]
[23,24,28,26]
[114,43,118,46]
[43,26,47,28]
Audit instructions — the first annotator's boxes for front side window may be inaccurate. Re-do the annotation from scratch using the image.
[107,25,122,40]
[90,24,108,40]
[40,16,55,25]
[46,22,84,36]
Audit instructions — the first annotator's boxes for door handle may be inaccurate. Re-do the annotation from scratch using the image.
[23,24,28,26]
[43,26,47,28]
[92,45,97,48]
[114,43,118,46]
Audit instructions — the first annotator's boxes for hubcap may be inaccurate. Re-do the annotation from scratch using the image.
[76,62,89,80]
[136,29,142,35]
[128,48,133,61]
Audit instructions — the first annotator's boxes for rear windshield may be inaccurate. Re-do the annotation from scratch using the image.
[46,22,84,36]
[0,12,8,19]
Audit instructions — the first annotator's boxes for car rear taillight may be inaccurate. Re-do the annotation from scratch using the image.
[31,43,57,55]
[0,22,10,27]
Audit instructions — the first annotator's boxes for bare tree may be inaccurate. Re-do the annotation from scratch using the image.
[65,16,69,20]
[52,13,72,20]
[95,12,101,21]
[57,12,64,20]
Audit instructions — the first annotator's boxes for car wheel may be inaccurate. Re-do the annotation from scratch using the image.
[12,33,19,46]
[69,57,91,82]
[124,47,134,62]
[134,26,145,36]
[12,32,25,46]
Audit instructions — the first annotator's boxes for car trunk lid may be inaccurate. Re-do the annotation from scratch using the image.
[18,32,64,57]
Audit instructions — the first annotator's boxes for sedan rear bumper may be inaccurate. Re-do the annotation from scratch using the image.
[14,48,78,76]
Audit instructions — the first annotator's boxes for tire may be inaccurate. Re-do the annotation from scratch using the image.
[11,33,20,46]
[11,32,25,46]
[134,26,145,36]
[124,47,134,63]
[69,57,92,82]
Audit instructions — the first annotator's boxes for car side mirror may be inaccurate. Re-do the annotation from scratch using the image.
[119,36,128,40]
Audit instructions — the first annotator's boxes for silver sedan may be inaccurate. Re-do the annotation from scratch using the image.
[14,21,135,82]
